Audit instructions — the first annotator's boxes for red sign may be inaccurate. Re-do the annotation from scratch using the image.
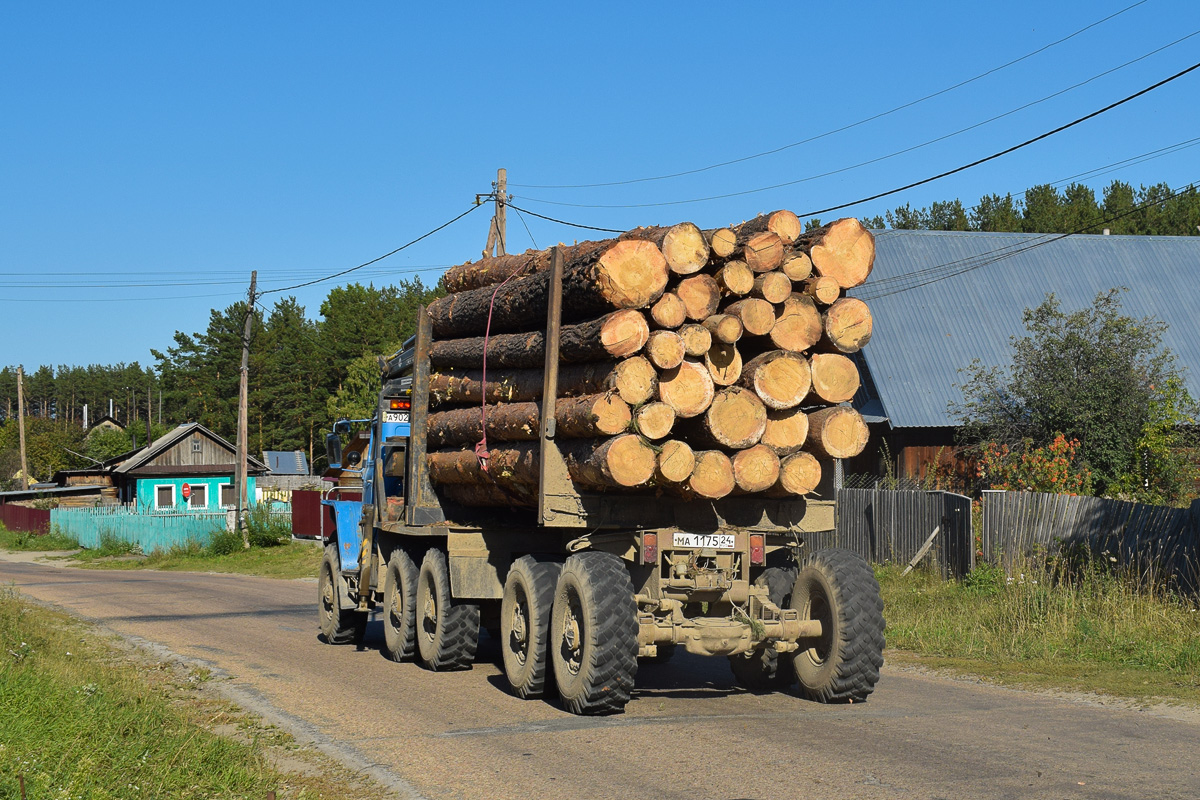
[182,483,191,499]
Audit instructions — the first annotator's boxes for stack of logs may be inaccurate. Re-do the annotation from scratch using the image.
[422,210,875,507]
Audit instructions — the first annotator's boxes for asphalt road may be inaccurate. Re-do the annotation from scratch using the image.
[3,556,1198,800]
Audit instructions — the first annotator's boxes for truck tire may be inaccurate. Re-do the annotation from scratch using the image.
[500,556,561,699]
[383,549,419,661]
[416,548,480,671]
[318,544,367,645]
[790,548,885,703]
[729,566,797,690]
[549,551,639,715]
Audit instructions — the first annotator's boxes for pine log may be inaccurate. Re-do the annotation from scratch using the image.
[655,439,695,484]
[805,407,869,459]
[734,210,803,245]
[741,231,785,273]
[622,223,710,276]
[803,276,842,305]
[426,394,631,450]
[427,239,669,337]
[428,310,648,369]
[649,292,687,329]
[766,452,822,496]
[751,271,792,304]
[440,244,590,294]
[809,353,861,404]
[702,314,743,344]
[684,450,736,499]
[821,297,873,354]
[770,294,823,352]
[795,218,875,289]
[676,274,721,320]
[723,298,775,336]
[714,260,754,296]
[560,434,658,488]
[705,228,737,259]
[633,402,676,440]
[645,330,686,370]
[429,356,657,406]
[761,407,809,455]
[739,350,811,409]
[688,386,766,449]
[678,323,712,357]
[732,444,781,493]
[781,251,813,281]
[657,359,715,418]
[704,341,743,386]
[428,443,539,486]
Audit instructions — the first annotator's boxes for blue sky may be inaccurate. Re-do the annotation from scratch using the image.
[2,1,1197,369]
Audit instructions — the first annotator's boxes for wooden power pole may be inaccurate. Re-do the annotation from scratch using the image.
[482,168,507,258]
[235,270,257,547]
[16,366,28,491]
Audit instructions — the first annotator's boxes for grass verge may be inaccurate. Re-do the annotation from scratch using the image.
[0,522,79,552]
[878,559,1200,703]
[69,537,324,579]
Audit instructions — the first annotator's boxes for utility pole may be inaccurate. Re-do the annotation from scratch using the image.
[235,270,257,548]
[146,382,152,446]
[482,167,507,258]
[16,366,28,491]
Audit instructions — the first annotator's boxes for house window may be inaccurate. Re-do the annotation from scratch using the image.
[220,483,235,508]
[192,437,202,454]
[155,485,175,509]
[188,484,208,510]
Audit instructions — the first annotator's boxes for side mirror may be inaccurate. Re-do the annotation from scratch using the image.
[324,432,343,468]
[344,450,362,467]
[333,419,352,436]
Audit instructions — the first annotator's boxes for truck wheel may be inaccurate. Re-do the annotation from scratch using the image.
[549,551,639,715]
[383,549,419,661]
[500,556,561,698]
[790,548,885,703]
[729,566,797,690]
[416,548,479,670]
[318,544,367,645]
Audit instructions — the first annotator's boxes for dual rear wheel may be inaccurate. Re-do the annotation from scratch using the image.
[382,547,479,671]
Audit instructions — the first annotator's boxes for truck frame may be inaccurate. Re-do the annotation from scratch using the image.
[317,248,885,715]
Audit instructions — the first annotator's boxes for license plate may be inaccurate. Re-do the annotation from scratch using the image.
[384,411,410,423]
[672,532,737,550]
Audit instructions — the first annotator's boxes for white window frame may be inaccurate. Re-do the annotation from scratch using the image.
[187,483,208,510]
[219,482,235,509]
[154,484,176,510]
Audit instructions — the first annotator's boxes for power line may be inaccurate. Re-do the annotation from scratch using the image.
[259,203,485,295]
[510,204,540,250]
[507,0,1150,190]
[502,204,624,234]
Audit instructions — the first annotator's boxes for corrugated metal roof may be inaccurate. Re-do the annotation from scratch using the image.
[851,230,1200,429]
[264,450,309,475]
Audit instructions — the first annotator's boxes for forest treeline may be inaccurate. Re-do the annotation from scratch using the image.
[2,179,1197,483]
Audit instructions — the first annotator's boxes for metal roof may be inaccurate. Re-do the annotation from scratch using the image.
[851,230,1200,429]
[263,450,309,475]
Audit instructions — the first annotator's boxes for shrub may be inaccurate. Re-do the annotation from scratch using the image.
[207,529,243,556]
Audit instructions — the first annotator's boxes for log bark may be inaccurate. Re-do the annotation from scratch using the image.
[428,310,648,369]
[704,341,742,386]
[439,482,537,507]
[687,386,766,449]
[732,444,781,493]
[676,274,721,320]
[649,292,686,329]
[770,294,823,352]
[795,218,875,289]
[686,450,736,499]
[655,439,695,484]
[751,271,792,304]
[559,434,657,488]
[781,251,813,281]
[427,239,669,337]
[430,356,657,406]
[705,228,737,259]
[656,359,715,418]
[428,443,540,487]
[678,323,713,357]
[703,313,743,344]
[440,243,592,294]
[714,260,754,296]
[761,407,809,455]
[821,297,873,354]
[633,402,676,440]
[622,223,710,275]
[723,298,775,336]
[645,330,686,370]
[740,350,811,409]
[803,276,842,306]
[766,452,822,497]
[426,394,631,450]
[809,353,861,404]
[805,407,870,459]
[734,210,803,245]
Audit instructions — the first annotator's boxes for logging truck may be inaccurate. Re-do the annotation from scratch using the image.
[316,216,886,715]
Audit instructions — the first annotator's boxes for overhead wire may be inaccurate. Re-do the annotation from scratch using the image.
[507,0,1151,190]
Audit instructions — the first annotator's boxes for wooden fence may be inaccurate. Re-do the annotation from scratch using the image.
[0,504,51,535]
[833,489,973,578]
[51,506,231,553]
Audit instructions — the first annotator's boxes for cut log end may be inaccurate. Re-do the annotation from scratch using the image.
[742,351,811,410]
[703,313,743,344]
[808,218,876,289]
[596,239,671,309]
[732,444,781,493]
[752,271,793,304]
[744,232,784,273]
[781,252,813,282]
[583,394,635,436]
[661,222,710,275]
[703,386,767,449]
[706,228,737,258]
[762,407,809,455]
[656,439,696,484]
[715,260,754,296]
[650,292,687,330]
[592,434,658,487]
[822,297,874,354]
[803,276,842,306]
[645,330,686,370]
[771,452,822,496]
[611,356,659,406]
[809,353,861,404]
[634,402,676,441]
[676,274,721,321]
[678,323,713,358]
[687,450,736,499]
[598,309,651,358]
[724,298,775,337]
[704,341,743,386]
[806,407,870,459]
[770,297,823,353]
[767,210,803,245]
[657,359,716,419]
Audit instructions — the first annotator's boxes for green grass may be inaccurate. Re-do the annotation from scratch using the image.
[878,557,1200,703]
[69,537,325,579]
[0,522,79,552]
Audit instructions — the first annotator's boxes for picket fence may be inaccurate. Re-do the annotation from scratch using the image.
[51,506,232,553]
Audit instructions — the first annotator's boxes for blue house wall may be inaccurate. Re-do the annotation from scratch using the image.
[135,476,257,511]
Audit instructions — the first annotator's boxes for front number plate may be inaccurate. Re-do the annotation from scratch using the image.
[384,411,410,423]
[672,532,737,550]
